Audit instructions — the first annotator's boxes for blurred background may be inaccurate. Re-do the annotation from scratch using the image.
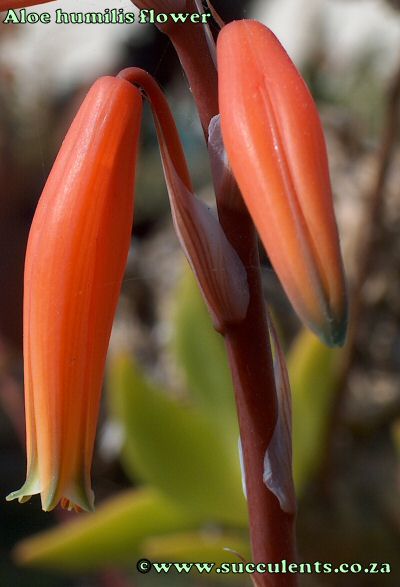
[0,0,400,585]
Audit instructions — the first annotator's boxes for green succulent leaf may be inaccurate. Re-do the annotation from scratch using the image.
[108,354,247,526]
[14,488,198,572]
[172,269,238,441]
[288,329,343,495]
[143,530,251,571]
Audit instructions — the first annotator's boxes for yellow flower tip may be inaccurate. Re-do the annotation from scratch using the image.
[6,491,31,505]
[7,466,95,512]
[41,477,95,513]
[6,467,41,505]
[9,75,142,512]
[217,20,348,347]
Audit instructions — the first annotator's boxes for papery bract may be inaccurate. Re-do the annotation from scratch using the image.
[7,76,142,512]
[264,315,296,515]
[218,20,347,347]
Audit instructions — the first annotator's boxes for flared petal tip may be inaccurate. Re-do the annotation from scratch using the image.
[59,497,93,514]
[6,480,95,513]
[6,490,33,505]
[41,483,95,513]
[6,473,41,506]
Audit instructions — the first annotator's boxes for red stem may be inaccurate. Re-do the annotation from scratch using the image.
[118,65,297,586]
[220,205,297,586]
[165,29,218,134]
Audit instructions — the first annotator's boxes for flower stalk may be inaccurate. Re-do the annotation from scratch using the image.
[130,0,219,134]
[117,67,249,333]
[124,11,299,585]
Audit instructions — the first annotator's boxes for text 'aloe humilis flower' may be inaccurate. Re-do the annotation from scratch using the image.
[218,20,347,347]
[6,76,142,512]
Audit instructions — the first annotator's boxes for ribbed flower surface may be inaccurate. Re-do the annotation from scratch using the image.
[218,20,347,347]
[7,76,142,511]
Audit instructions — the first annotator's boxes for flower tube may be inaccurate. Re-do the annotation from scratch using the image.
[7,76,142,512]
[218,20,347,347]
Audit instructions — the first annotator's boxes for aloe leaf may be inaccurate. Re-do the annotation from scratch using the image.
[108,354,247,526]
[288,329,343,495]
[172,269,238,440]
[143,530,251,570]
[14,488,198,572]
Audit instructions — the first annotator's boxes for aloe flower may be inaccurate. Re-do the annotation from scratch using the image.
[0,0,54,9]
[218,20,347,347]
[7,76,142,512]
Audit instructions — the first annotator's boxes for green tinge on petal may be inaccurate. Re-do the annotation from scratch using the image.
[7,469,94,513]
[318,307,348,349]
[6,468,41,505]
[62,479,95,513]
[40,473,95,513]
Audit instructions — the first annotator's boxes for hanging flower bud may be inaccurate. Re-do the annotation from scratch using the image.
[218,20,347,347]
[7,76,142,512]
[0,0,54,9]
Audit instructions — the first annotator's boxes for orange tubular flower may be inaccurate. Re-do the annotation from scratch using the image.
[218,20,347,347]
[0,0,54,9]
[7,76,142,512]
